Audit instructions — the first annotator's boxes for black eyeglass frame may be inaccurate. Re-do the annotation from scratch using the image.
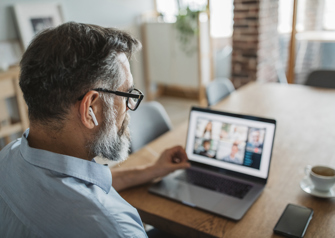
[78,88,144,111]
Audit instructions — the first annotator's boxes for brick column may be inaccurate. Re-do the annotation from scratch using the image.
[231,0,279,88]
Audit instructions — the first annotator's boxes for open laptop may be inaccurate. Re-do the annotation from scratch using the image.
[149,107,276,220]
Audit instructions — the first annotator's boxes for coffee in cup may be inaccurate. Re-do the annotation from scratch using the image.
[305,165,335,192]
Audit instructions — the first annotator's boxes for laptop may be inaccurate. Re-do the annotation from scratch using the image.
[149,107,276,220]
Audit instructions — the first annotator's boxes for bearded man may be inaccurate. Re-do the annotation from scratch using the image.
[0,22,190,238]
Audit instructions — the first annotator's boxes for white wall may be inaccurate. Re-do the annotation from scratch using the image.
[0,0,154,92]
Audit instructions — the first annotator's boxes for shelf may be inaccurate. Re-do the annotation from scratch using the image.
[0,66,29,147]
[0,123,23,138]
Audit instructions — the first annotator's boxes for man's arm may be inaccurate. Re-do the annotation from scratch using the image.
[111,146,190,191]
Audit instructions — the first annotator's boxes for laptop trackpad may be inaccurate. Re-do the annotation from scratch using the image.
[149,176,223,210]
[175,169,253,199]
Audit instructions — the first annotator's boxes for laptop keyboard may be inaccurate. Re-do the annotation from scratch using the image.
[175,170,253,199]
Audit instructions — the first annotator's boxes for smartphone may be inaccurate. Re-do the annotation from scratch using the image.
[273,204,313,238]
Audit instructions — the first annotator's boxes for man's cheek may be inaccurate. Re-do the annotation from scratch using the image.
[118,114,130,136]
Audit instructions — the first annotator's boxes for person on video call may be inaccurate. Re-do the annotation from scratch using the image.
[221,143,242,164]
[0,22,191,237]
[202,121,213,139]
[229,127,244,143]
[199,140,214,158]
[247,130,263,152]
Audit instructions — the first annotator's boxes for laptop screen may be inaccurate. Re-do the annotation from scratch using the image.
[186,107,276,179]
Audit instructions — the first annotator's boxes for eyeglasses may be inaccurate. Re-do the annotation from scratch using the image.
[78,88,144,111]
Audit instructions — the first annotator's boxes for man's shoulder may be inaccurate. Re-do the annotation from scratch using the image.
[0,175,146,238]
[0,139,22,181]
[0,138,21,157]
[222,155,230,160]
[0,139,147,238]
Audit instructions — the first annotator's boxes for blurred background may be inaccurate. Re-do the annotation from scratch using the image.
[1,0,334,148]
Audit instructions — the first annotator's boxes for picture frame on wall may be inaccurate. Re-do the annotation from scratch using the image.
[13,2,64,50]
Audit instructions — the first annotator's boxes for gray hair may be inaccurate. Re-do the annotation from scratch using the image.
[19,22,141,127]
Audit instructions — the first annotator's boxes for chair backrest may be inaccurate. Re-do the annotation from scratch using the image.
[129,101,172,153]
[206,77,235,106]
[215,46,232,79]
[305,70,335,89]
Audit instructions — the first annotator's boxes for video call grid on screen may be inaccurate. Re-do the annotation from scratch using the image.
[186,110,275,179]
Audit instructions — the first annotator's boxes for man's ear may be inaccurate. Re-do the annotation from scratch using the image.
[79,91,100,129]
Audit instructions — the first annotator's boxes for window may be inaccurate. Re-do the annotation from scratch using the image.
[278,0,335,33]
[156,0,234,38]
[210,0,233,38]
[278,0,306,33]
[323,0,335,30]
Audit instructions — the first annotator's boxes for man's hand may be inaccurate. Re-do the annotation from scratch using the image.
[151,146,191,179]
[111,146,190,191]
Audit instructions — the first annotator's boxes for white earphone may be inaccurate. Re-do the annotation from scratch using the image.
[88,107,98,126]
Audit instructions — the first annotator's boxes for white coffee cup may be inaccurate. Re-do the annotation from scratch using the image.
[305,165,335,192]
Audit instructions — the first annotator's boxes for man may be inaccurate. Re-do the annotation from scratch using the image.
[220,143,243,164]
[0,22,190,237]
[247,130,263,153]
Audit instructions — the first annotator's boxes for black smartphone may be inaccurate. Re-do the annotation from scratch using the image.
[273,204,313,238]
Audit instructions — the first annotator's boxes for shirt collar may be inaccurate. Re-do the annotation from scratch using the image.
[20,129,112,193]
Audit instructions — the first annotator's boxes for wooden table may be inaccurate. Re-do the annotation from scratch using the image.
[119,82,335,238]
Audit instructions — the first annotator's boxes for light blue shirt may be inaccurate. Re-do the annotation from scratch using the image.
[0,130,147,238]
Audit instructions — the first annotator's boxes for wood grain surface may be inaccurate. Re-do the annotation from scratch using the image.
[120,82,335,238]
[0,67,29,144]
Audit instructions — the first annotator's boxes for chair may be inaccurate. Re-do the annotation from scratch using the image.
[215,46,232,79]
[129,101,172,153]
[206,77,235,106]
[305,70,335,89]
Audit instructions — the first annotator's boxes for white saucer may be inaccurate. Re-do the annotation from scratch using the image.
[300,177,335,198]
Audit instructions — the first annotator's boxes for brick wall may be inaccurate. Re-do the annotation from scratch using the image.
[231,0,279,88]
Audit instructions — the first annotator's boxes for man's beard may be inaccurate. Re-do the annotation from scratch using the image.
[88,108,131,162]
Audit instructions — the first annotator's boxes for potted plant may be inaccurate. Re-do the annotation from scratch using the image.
[175,2,207,55]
